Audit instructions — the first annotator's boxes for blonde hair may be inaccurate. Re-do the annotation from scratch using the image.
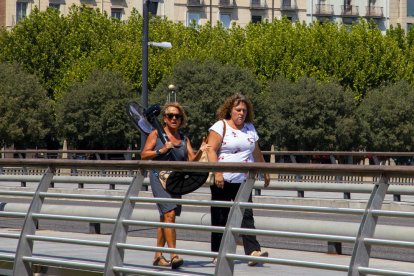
[216,93,254,123]
[162,102,188,128]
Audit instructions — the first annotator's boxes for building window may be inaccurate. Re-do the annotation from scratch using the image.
[251,15,262,23]
[187,12,200,26]
[149,2,158,15]
[220,14,231,28]
[408,0,414,17]
[408,23,414,31]
[111,9,123,20]
[49,3,60,11]
[16,2,27,23]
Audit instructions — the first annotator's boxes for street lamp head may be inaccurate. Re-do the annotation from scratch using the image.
[168,84,176,91]
[148,41,173,48]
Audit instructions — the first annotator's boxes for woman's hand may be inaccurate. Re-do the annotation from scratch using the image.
[199,141,211,152]
[161,141,174,154]
[214,172,224,189]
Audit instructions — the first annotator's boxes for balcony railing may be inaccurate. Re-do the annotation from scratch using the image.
[219,0,236,8]
[341,5,359,17]
[365,6,383,18]
[281,0,298,11]
[187,0,204,7]
[250,0,267,9]
[314,4,334,16]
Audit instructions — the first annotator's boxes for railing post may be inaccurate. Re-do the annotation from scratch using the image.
[393,194,401,202]
[215,172,256,275]
[348,173,389,276]
[104,172,145,276]
[13,168,54,276]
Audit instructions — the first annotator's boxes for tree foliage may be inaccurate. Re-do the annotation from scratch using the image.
[0,63,53,148]
[2,8,414,151]
[357,81,414,151]
[258,77,360,151]
[55,70,138,149]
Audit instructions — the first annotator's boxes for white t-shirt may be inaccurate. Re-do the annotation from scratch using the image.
[209,120,259,183]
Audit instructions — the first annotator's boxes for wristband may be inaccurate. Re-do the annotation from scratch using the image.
[156,149,161,156]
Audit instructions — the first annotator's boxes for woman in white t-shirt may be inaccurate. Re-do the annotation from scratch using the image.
[206,93,270,266]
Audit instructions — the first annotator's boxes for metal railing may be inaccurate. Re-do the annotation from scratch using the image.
[0,159,414,275]
[219,0,236,8]
[365,5,384,17]
[250,0,267,9]
[280,0,298,11]
[314,4,334,16]
[341,5,359,16]
[2,150,414,202]
[187,0,204,6]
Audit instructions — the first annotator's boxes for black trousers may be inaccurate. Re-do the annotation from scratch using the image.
[210,181,261,255]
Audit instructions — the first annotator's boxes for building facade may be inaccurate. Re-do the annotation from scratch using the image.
[0,0,412,32]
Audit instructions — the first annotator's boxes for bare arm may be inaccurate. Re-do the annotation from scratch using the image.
[252,142,270,187]
[140,130,172,160]
[186,137,197,161]
[206,130,225,188]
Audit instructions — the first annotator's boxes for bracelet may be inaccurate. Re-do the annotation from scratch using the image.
[155,149,161,156]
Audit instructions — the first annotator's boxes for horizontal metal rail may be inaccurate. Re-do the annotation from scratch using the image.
[230,228,355,243]
[364,238,414,249]
[26,235,109,247]
[357,266,414,276]
[117,243,218,258]
[22,256,104,271]
[225,253,350,272]
[1,149,414,158]
[1,159,414,176]
[122,219,224,233]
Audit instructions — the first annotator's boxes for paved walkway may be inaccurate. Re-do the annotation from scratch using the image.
[1,229,414,275]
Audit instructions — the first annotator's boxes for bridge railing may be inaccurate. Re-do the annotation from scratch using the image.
[2,150,414,201]
[0,159,414,275]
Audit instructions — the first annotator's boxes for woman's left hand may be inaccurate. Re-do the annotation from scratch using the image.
[199,142,211,152]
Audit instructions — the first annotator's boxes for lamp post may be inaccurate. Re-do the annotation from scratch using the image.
[140,0,172,149]
[167,84,176,103]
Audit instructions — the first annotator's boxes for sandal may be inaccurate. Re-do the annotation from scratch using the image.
[153,255,170,267]
[171,255,184,269]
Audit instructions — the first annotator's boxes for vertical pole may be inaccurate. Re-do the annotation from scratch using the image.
[141,0,150,150]
[13,169,54,276]
[215,172,256,275]
[210,0,213,24]
[310,0,313,23]
[104,173,145,276]
[348,174,389,276]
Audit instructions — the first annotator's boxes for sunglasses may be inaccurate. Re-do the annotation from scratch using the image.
[165,113,182,120]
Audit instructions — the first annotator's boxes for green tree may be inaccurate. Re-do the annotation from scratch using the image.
[0,63,53,148]
[357,81,414,151]
[151,59,262,148]
[55,70,138,149]
[259,77,360,151]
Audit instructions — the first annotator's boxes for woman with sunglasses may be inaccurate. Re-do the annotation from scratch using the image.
[141,102,207,269]
[206,93,270,266]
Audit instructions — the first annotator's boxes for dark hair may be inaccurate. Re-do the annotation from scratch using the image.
[162,102,188,128]
[216,93,254,123]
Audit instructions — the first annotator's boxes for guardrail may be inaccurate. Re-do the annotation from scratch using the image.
[0,159,414,275]
[2,150,414,201]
